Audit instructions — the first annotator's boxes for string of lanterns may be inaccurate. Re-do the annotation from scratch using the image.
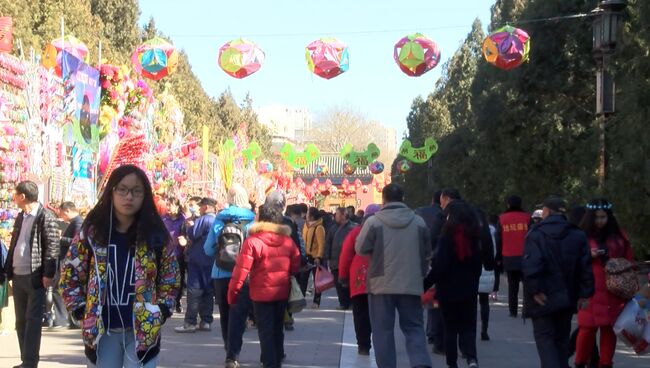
[39,25,530,83]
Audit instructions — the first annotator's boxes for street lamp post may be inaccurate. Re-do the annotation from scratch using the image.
[592,0,626,192]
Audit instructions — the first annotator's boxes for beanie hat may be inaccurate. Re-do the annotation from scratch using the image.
[543,196,567,214]
[228,184,251,209]
[364,204,381,219]
[264,190,286,211]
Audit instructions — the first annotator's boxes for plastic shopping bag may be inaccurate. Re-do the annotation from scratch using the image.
[314,265,335,294]
[613,297,650,355]
[288,276,306,313]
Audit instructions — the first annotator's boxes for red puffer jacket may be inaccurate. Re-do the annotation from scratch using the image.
[228,222,301,304]
[577,234,633,327]
[338,226,370,297]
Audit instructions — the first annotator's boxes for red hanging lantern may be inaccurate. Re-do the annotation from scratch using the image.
[55,142,64,167]
[0,17,13,53]
[354,178,362,189]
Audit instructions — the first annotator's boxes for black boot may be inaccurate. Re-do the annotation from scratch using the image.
[481,321,490,341]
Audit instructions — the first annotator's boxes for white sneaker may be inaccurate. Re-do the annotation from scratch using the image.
[225,359,240,368]
[198,322,211,331]
[174,324,197,333]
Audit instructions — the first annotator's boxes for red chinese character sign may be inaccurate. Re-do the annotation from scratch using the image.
[394,33,441,77]
[399,138,438,163]
[218,38,265,79]
[305,38,349,80]
[131,37,179,81]
[482,25,530,70]
[42,35,89,77]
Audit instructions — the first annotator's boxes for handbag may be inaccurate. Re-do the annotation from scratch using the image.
[288,276,306,313]
[314,265,335,294]
[605,258,639,300]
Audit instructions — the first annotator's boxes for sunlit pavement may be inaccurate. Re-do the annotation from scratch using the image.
[1,280,649,367]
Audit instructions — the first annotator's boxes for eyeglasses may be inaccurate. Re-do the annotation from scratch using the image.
[113,186,145,198]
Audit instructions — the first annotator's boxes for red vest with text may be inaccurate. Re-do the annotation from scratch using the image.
[499,211,531,257]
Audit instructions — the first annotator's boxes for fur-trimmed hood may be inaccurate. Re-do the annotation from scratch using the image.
[248,222,292,237]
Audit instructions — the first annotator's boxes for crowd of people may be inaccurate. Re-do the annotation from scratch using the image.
[0,165,647,368]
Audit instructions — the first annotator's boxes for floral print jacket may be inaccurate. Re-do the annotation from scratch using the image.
[58,231,179,357]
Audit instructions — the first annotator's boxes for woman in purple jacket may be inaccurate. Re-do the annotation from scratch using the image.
[162,197,186,313]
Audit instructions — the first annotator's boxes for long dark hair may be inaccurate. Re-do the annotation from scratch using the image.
[441,201,480,261]
[579,198,627,244]
[83,165,170,249]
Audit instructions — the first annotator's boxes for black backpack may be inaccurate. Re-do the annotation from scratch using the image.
[215,221,250,271]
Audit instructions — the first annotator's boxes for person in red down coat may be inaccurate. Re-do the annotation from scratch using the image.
[575,198,634,368]
[338,204,381,356]
[228,204,300,368]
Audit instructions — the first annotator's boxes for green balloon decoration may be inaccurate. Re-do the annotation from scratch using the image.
[340,143,381,168]
[399,137,438,163]
[242,141,262,164]
[280,143,320,169]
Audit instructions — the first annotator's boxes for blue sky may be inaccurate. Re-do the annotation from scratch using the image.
[138,0,493,136]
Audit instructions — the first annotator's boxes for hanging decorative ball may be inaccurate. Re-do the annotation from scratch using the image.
[397,159,412,174]
[42,35,89,77]
[305,38,349,79]
[482,25,530,70]
[131,37,179,81]
[316,163,329,177]
[343,162,355,175]
[218,38,265,78]
[394,33,441,77]
[369,161,384,175]
[257,159,273,174]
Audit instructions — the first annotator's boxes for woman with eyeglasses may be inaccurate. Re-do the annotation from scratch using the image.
[59,165,180,367]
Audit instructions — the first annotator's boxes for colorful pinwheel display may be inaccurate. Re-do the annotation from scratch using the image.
[42,35,89,76]
[394,33,441,77]
[305,38,349,79]
[482,25,531,70]
[218,38,265,79]
[131,37,179,81]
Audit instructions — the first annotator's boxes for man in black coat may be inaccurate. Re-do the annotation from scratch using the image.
[416,190,444,353]
[522,196,594,368]
[44,201,83,328]
[324,207,356,310]
[2,181,60,368]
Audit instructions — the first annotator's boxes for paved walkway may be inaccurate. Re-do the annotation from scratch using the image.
[1,284,649,367]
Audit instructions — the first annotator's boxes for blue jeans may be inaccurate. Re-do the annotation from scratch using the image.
[90,329,158,368]
[185,287,214,326]
[368,294,432,368]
